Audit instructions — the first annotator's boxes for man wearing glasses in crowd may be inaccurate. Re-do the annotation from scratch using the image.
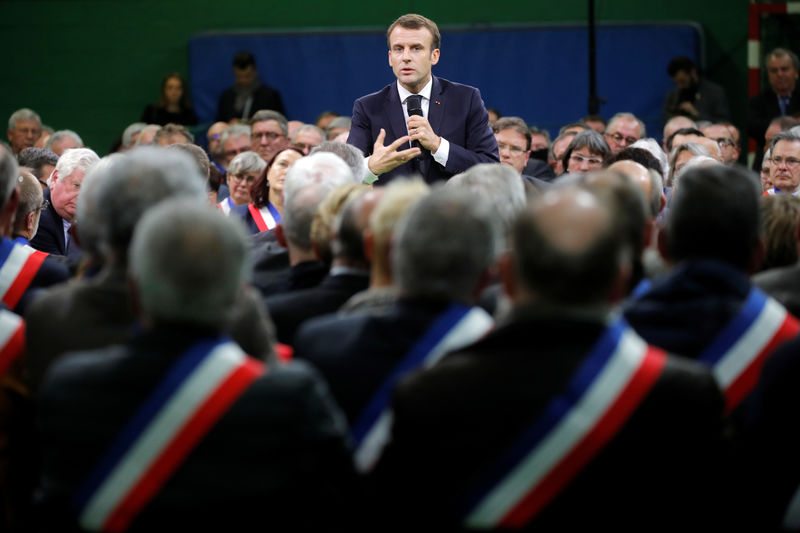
[702,123,740,164]
[765,130,800,196]
[604,112,645,153]
[250,110,289,164]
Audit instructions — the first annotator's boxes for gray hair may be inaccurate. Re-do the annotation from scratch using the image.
[674,156,721,190]
[17,147,58,180]
[447,163,525,233]
[8,108,41,130]
[76,154,125,257]
[393,186,502,303]
[606,112,646,138]
[220,124,251,146]
[250,110,288,136]
[667,142,710,187]
[562,129,611,170]
[14,169,43,232]
[283,184,329,251]
[53,148,99,183]
[122,122,147,148]
[292,124,324,143]
[326,116,351,133]
[45,130,83,151]
[283,152,356,204]
[130,199,249,326]
[310,141,366,183]
[767,47,800,71]
[0,146,19,205]
[228,151,267,178]
[331,190,370,263]
[94,147,207,258]
[646,168,664,218]
[154,123,194,144]
[631,138,669,179]
[166,143,211,180]
[770,130,800,152]
[135,125,162,146]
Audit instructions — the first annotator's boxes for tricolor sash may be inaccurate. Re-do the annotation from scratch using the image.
[247,202,280,232]
[217,197,233,216]
[352,304,493,473]
[0,239,48,309]
[463,319,666,529]
[698,287,799,413]
[74,338,265,532]
[0,309,24,376]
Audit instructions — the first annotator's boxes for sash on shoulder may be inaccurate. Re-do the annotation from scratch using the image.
[248,202,280,232]
[0,309,24,376]
[463,319,666,529]
[74,338,265,532]
[217,197,233,215]
[699,287,799,413]
[352,304,493,473]
[0,240,47,309]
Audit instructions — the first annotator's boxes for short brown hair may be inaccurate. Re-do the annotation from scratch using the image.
[493,117,531,151]
[387,14,440,50]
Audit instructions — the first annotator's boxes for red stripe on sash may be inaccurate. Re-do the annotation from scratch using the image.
[3,250,46,309]
[499,347,667,528]
[724,314,800,413]
[248,204,269,233]
[0,320,24,376]
[102,358,265,532]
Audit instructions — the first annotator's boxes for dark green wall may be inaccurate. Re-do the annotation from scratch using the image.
[1,0,749,154]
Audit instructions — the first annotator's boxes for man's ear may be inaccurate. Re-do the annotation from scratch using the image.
[275,223,287,248]
[430,48,440,65]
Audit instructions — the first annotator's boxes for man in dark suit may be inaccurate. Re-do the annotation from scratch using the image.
[36,199,355,531]
[347,13,498,185]
[216,51,285,122]
[749,48,800,170]
[370,178,730,530]
[29,147,99,265]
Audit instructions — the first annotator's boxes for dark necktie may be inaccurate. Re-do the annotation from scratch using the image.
[780,95,791,116]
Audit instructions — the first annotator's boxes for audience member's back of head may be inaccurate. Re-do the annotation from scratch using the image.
[130,199,249,327]
[310,141,366,183]
[94,147,207,261]
[447,163,525,234]
[0,145,19,208]
[283,152,357,203]
[18,147,58,181]
[665,165,762,271]
[167,143,211,179]
[310,184,369,264]
[394,187,501,304]
[759,193,800,271]
[512,185,631,306]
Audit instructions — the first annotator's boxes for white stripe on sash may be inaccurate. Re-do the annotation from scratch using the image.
[79,343,247,530]
[353,307,493,473]
[0,245,36,300]
[465,328,647,527]
[713,297,786,390]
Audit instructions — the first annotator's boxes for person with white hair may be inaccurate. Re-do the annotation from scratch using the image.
[604,112,645,153]
[35,198,355,531]
[6,108,42,156]
[30,147,99,262]
[45,129,84,156]
[218,151,266,215]
[12,168,45,246]
[119,122,147,152]
[294,187,498,472]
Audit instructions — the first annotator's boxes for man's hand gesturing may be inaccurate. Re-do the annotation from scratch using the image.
[367,128,422,175]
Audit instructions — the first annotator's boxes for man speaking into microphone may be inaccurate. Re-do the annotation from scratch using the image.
[347,14,499,184]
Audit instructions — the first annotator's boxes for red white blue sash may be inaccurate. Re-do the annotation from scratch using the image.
[0,309,24,376]
[0,239,47,309]
[463,319,666,529]
[74,338,265,532]
[248,202,280,232]
[698,287,799,413]
[352,304,493,473]
[217,196,234,216]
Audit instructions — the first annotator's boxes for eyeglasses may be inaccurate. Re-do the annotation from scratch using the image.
[771,156,800,168]
[229,174,257,184]
[252,131,283,142]
[713,137,734,147]
[497,142,527,155]
[38,199,49,211]
[569,153,604,165]
[224,147,248,158]
[606,132,638,146]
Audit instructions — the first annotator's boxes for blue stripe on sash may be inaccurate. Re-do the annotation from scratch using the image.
[73,337,224,511]
[698,288,765,366]
[463,319,626,511]
[351,304,471,445]
[0,239,14,265]
[267,202,281,224]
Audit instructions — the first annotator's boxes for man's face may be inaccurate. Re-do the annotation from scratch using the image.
[771,139,800,192]
[495,129,530,174]
[234,65,258,88]
[293,129,323,155]
[604,118,641,153]
[388,26,440,93]
[702,124,738,163]
[49,168,84,222]
[207,122,228,156]
[50,136,81,156]
[7,119,41,155]
[222,135,250,169]
[251,119,288,162]
[761,158,773,192]
[530,133,549,152]
[671,69,697,90]
[768,54,799,96]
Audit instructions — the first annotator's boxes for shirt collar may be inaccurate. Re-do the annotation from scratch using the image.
[397,77,433,104]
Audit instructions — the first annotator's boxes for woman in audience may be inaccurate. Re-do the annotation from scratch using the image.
[140,73,198,126]
[562,129,611,174]
[239,146,303,234]
[218,151,266,215]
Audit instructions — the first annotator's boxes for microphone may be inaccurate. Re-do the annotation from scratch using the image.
[407,95,423,150]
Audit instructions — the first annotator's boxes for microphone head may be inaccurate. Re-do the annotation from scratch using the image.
[407,96,424,117]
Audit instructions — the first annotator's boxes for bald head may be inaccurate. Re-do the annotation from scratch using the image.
[534,189,611,254]
[607,159,663,217]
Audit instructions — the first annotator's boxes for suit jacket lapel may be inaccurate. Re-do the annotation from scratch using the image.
[384,85,410,148]
[428,76,445,135]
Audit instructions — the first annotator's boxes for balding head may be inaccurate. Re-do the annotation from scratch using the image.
[608,160,663,218]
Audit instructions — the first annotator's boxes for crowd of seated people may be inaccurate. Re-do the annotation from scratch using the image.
[4,45,800,532]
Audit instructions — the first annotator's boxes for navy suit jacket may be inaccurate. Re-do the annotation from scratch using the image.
[29,189,65,256]
[347,76,499,184]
